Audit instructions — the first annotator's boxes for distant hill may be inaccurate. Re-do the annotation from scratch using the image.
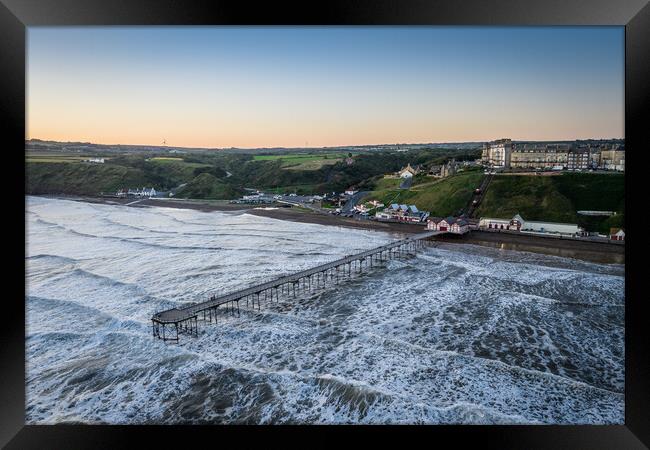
[25,155,242,199]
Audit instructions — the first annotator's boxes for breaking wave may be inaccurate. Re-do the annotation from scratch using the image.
[25,196,624,424]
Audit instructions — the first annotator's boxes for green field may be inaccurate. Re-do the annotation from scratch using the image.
[476,173,624,232]
[367,171,484,217]
[252,153,346,171]
[252,153,345,161]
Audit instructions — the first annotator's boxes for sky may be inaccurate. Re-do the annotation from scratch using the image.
[27,26,624,148]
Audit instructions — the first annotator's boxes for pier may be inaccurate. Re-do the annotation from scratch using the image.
[151,230,443,342]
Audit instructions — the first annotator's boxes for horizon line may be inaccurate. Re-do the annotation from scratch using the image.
[26,136,626,151]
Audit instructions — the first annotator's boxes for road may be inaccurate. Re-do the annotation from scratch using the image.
[341,191,370,213]
[399,177,413,189]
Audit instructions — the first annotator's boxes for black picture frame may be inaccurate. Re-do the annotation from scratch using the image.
[2,0,649,448]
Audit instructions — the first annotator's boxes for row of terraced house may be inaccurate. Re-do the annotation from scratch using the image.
[375,203,430,223]
[482,138,624,171]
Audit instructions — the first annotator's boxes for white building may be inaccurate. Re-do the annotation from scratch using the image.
[426,216,470,234]
[609,228,625,241]
[521,220,580,235]
[127,187,157,198]
[397,163,419,178]
[567,148,590,171]
[481,139,512,169]
[479,214,581,236]
[479,214,524,231]
[600,149,625,172]
[376,203,429,223]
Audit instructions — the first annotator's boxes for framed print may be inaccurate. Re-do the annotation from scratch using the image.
[2,0,649,448]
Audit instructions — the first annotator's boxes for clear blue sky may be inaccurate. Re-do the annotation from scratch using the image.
[27,26,624,148]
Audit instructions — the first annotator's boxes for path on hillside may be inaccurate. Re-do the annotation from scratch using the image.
[399,177,413,189]
[463,173,494,218]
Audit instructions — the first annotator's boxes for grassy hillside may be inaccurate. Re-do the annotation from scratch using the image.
[476,173,624,232]
[26,156,233,196]
[25,147,483,201]
[232,148,482,194]
[475,176,576,223]
[367,170,484,217]
[27,162,151,195]
[553,173,624,212]
[175,173,242,200]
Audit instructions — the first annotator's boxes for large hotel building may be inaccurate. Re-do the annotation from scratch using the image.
[481,139,624,171]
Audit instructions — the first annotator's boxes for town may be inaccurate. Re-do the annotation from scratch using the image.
[29,135,625,243]
[213,138,625,243]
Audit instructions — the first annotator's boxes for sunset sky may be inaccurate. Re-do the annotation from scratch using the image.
[27,26,624,149]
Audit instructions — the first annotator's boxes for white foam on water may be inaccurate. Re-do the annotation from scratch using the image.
[25,196,624,424]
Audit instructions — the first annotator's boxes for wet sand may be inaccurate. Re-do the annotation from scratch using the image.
[57,195,625,264]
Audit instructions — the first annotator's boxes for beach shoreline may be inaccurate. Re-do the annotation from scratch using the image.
[42,195,625,264]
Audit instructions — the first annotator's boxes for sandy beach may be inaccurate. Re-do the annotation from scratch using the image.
[59,195,625,264]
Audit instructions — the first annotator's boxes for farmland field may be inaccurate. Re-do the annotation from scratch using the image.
[252,153,346,170]
[149,157,185,161]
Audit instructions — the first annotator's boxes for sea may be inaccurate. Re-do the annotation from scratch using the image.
[25,196,625,424]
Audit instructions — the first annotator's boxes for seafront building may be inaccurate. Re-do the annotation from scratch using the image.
[479,214,582,236]
[509,143,570,170]
[481,139,512,168]
[609,228,625,241]
[426,216,470,234]
[600,148,626,171]
[481,138,624,172]
[116,187,158,198]
[375,203,429,223]
[566,147,591,170]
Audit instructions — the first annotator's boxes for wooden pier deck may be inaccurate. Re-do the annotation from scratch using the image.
[152,230,443,341]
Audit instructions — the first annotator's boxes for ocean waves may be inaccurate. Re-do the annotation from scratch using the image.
[25,196,624,424]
